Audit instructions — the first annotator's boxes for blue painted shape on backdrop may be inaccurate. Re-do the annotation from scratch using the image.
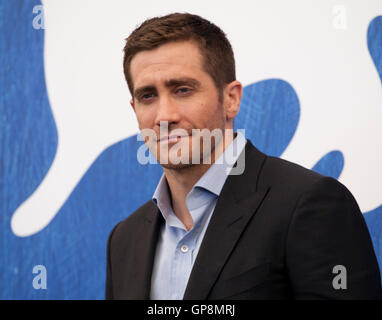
[311,150,344,179]
[37,136,163,299]
[364,206,382,278]
[236,79,300,157]
[368,16,382,82]
[365,15,382,278]
[0,0,57,299]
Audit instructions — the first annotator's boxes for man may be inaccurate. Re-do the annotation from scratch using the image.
[105,13,382,299]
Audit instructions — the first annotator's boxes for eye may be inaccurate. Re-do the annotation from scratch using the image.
[138,92,156,103]
[142,93,155,100]
[175,87,192,95]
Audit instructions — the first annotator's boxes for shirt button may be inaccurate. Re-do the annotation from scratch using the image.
[180,245,189,253]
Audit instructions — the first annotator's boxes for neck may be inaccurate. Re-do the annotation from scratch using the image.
[164,162,211,200]
[163,130,236,230]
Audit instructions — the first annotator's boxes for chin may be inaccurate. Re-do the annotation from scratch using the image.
[160,162,194,170]
[157,152,203,170]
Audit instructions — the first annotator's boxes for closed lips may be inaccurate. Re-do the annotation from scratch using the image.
[158,135,188,142]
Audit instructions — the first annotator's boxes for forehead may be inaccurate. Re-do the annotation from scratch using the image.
[130,41,206,88]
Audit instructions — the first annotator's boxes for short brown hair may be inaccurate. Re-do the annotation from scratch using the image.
[123,13,236,98]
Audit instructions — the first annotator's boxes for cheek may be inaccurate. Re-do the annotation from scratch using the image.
[136,110,155,128]
[200,100,224,126]
[195,97,217,116]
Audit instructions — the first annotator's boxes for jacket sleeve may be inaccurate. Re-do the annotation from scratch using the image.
[286,176,382,299]
[105,222,120,300]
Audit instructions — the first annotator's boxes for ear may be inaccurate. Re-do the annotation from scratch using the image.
[223,80,242,124]
[130,98,135,112]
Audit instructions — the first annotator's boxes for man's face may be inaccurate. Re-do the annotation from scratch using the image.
[130,40,229,169]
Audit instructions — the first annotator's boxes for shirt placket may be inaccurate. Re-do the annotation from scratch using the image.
[171,229,198,299]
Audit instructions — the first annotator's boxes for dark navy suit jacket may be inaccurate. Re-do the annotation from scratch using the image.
[105,140,382,299]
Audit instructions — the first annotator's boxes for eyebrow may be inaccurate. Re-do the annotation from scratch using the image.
[133,86,156,99]
[133,77,201,98]
[164,78,200,89]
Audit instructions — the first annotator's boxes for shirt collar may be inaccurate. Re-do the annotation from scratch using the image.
[193,130,247,197]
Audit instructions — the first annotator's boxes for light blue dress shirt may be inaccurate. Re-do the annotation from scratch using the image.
[150,132,247,300]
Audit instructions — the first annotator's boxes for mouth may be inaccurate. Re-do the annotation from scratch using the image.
[157,134,189,144]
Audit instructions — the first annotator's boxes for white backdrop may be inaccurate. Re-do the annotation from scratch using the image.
[11,0,381,237]
[1,0,381,300]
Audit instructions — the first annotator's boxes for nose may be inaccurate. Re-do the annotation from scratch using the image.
[154,94,181,128]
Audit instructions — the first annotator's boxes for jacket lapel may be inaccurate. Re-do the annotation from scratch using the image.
[183,141,270,299]
[125,202,163,299]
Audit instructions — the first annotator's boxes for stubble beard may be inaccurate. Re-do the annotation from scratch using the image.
[159,120,226,171]
[158,134,219,171]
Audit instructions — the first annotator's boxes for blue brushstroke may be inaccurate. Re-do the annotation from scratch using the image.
[312,150,344,179]
[364,15,382,276]
[364,206,382,276]
[0,0,57,299]
[37,136,163,299]
[235,79,300,157]
[368,16,382,83]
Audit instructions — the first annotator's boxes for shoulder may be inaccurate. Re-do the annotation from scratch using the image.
[262,155,323,188]
[262,155,355,201]
[107,200,157,246]
[243,142,357,215]
[258,152,353,201]
[244,139,324,192]
[258,153,364,237]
